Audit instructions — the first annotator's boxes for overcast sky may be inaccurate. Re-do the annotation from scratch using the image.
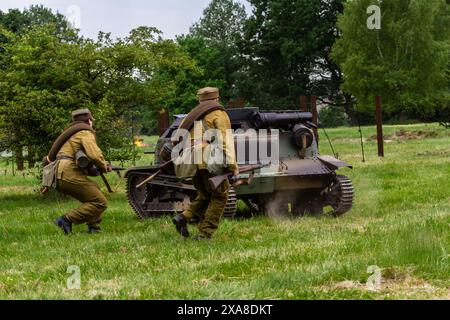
[0,0,251,39]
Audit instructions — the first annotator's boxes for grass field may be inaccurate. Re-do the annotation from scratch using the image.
[0,123,449,299]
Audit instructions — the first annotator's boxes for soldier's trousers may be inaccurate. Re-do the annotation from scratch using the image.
[57,179,108,228]
[182,169,230,237]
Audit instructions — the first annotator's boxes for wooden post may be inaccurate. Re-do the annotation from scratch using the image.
[28,145,35,169]
[375,96,384,157]
[15,146,24,171]
[11,153,15,176]
[131,112,136,166]
[300,96,308,112]
[228,97,245,109]
[311,95,319,146]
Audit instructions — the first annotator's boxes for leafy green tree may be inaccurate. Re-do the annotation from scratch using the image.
[119,27,200,134]
[0,8,32,33]
[0,5,77,75]
[0,5,74,37]
[174,35,226,110]
[238,0,348,111]
[0,24,75,169]
[0,23,198,169]
[332,0,449,118]
[189,0,247,101]
[319,106,350,128]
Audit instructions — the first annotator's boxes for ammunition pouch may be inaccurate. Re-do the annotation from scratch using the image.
[75,150,101,176]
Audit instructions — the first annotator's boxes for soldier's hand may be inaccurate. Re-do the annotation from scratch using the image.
[232,167,239,177]
[105,164,113,173]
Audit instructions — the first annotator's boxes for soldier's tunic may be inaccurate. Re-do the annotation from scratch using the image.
[181,109,237,237]
[56,130,108,228]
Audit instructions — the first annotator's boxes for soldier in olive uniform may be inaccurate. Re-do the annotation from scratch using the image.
[172,87,238,240]
[54,109,112,234]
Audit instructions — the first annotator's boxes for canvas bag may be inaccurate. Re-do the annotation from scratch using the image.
[174,120,226,178]
[174,143,201,179]
[203,137,227,176]
[174,143,226,178]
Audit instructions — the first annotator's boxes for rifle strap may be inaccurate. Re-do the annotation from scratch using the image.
[45,122,94,164]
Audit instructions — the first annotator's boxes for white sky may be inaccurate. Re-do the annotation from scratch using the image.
[0,0,251,39]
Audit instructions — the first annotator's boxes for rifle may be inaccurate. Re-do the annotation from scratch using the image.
[136,159,173,189]
[75,150,125,193]
[208,163,271,191]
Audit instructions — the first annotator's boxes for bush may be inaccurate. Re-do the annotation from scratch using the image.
[319,106,350,128]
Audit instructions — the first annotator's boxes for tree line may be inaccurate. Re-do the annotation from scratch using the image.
[0,0,448,170]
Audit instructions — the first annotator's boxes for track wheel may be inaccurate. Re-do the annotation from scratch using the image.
[223,188,237,218]
[325,175,354,217]
[126,173,150,220]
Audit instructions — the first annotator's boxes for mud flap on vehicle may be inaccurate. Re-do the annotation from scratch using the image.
[318,156,353,170]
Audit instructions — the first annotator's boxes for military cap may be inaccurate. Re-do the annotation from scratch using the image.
[72,108,94,122]
[197,87,219,102]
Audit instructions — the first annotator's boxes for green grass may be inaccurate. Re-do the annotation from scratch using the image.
[0,123,449,299]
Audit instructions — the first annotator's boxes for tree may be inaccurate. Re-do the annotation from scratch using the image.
[0,5,78,169]
[0,6,77,86]
[0,24,87,169]
[189,0,247,101]
[0,23,198,169]
[332,0,449,118]
[174,35,226,112]
[0,5,74,38]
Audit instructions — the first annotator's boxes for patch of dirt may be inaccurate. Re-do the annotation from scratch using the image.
[319,268,450,299]
[87,278,122,298]
[333,280,360,290]
[0,186,30,192]
[196,278,212,285]
[416,150,450,157]
[368,129,439,141]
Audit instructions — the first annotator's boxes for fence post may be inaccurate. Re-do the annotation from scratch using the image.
[375,96,384,157]
[228,97,245,109]
[158,108,170,136]
[300,96,308,112]
[311,95,319,146]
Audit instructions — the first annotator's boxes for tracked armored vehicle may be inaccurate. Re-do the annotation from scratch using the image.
[126,108,353,219]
